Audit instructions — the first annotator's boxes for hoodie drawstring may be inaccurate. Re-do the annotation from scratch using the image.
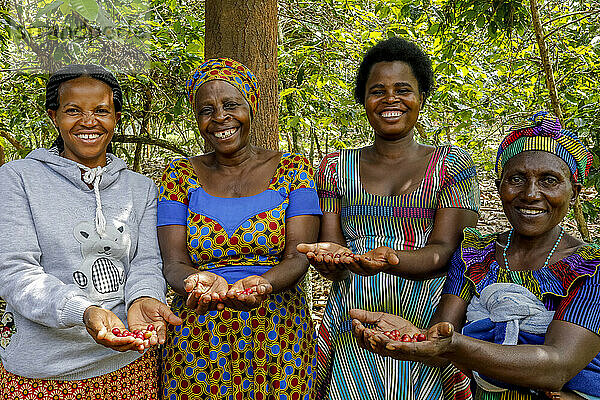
[80,165,106,238]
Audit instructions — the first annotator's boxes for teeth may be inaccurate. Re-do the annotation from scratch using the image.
[518,208,545,215]
[77,134,100,140]
[214,128,236,139]
[381,111,404,118]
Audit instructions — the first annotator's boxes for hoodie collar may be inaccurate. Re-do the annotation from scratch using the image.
[26,148,127,190]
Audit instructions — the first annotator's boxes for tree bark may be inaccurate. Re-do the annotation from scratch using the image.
[0,144,5,166]
[529,0,563,122]
[133,87,153,173]
[204,0,279,151]
[529,0,590,242]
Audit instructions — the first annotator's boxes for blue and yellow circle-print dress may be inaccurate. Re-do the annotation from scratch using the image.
[157,153,322,400]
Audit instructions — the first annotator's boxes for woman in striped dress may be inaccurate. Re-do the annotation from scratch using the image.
[351,112,599,400]
[298,37,480,400]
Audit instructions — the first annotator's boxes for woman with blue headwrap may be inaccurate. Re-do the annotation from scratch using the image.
[351,112,600,400]
[157,58,322,399]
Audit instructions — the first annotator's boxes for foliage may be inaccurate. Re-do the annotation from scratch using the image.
[0,0,206,165]
[0,0,599,228]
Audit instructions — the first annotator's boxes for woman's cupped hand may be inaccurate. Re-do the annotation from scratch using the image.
[224,275,273,312]
[350,309,454,363]
[83,306,149,353]
[184,271,229,314]
[84,300,183,353]
[184,272,272,313]
[297,242,352,280]
[297,243,400,278]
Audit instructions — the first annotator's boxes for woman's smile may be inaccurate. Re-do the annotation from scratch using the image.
[212,126,239,140]
[498,151,580,238]
[379,109,407,122]
[364,61,423,139]
[194,80,252,154]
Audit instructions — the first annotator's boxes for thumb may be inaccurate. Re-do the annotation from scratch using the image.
[96,325,108,340]
[349,308,381,324]
[183,275,198,292]
[386,249,399,265]
[296,243,315,254]
[434,322,454,338]
[157,303,183,326]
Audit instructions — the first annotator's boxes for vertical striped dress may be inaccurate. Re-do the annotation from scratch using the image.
[316,146,480,400]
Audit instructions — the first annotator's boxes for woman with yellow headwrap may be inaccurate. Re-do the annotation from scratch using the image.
[351,111,600,400]
[157,58,321,399]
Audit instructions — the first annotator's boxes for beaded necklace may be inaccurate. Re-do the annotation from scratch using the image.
[502,226,564,284]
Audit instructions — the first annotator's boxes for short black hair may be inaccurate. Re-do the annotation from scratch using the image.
[46,64,122,153]
[354,37,434,105]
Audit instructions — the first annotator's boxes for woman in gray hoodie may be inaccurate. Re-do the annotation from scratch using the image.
[0,64,181,399]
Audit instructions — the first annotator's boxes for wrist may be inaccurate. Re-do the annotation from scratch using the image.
[443,329,460,357]
[83,305,102,324]
[129,296,152,309]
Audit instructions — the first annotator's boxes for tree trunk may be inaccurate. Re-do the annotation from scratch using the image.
[529,0,563,122]
[133,87,152,172]
[204,0,279,151]
[529,0,590,242]
[0,144,5,166]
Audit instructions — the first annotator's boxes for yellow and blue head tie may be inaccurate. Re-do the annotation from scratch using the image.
[186,58,260,117]
[495,111,592,183]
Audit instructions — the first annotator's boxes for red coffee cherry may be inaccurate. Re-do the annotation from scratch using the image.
[416,333,427,342]
[147,324,155,332]
[401,334,412,342]
[112,328,121,336]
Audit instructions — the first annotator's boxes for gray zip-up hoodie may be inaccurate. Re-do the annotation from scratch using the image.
[0,148,166,380]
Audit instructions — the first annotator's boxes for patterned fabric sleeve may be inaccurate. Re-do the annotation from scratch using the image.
[442,245,476,303]
[157,158,190,226]
[438,146,480,213]
[286,154,323,218]
[316,152,341,214]
[554,247,600,335]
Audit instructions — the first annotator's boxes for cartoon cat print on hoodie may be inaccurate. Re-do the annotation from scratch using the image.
[73,221,130,303]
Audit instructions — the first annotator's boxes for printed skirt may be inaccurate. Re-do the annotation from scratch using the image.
[161,285,316,400]
[0,348,159,400]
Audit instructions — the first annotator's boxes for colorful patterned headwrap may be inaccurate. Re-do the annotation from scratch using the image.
[495,111,593,183]
[186,58,260,117]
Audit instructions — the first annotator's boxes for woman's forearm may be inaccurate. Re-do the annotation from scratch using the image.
[385,243,455,280]
[262,254,309,293]
[444,333,572,391]
[163,260,200,297]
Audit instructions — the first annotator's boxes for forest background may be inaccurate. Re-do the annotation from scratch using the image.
[1,0,599,320]
[1,0,600,282]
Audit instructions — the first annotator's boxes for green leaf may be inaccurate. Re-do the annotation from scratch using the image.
[59,0,71,14]
[95,6,115,29]
[476,15,485,29]
[36,0,64,19]
[427,23,439,35]
[280,87,298,98]
[69,0,99,21]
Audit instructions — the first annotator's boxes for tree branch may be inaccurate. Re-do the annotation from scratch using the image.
[111,135,190,157]
[529,0,591,242]
[0,130,25,150]
[544,9,600,41]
